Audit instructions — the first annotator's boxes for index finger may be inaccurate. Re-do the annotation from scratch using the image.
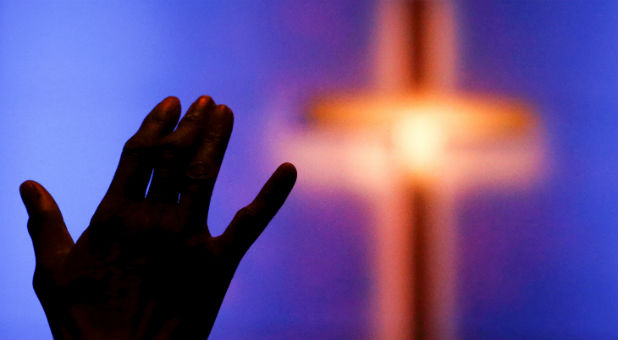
[104,97,181,201]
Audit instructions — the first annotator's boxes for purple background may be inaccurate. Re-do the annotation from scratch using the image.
[0,1,615,339]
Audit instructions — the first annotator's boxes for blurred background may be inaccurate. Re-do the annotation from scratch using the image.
[0,1,616,339]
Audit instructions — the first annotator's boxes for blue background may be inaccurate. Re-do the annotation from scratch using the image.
[0,1,616,339]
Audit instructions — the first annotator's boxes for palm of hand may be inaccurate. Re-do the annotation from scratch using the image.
[20,96,296,339]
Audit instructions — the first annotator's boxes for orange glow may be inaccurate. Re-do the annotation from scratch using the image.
[310,93,534,134]
[309,92,541,183]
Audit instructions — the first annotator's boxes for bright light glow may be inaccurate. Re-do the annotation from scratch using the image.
[392,112,446,177]
[310,92,539,183]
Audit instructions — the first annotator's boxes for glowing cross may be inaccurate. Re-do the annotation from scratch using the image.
[275,1,543,339]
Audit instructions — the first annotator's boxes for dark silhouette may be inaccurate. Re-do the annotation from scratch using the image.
[19,96,297,339]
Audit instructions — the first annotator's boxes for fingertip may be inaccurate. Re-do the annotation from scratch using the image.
[20,182,73,264]
[141,97,181,135]
[215,104,234,126]
[162,96,180,108]
[216,103,232,113]
[19,180,55,214]
[196,95,216,109]
[256,162,297,207]
[278,162,297,183]
[160,96,181,118]
[182,95,215,121]
[20,179,35,192]
[19,180,38,200]
[19,180,42,214]
[280,162,297,174]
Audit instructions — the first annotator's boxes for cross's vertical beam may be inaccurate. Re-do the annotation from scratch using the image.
[410,179,457,340]
[410,0,428,88]
[400,1,457,338]
[411,183,430,339]
[276,1,541,339]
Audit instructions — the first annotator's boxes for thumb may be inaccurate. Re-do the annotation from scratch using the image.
[20,181,74,270]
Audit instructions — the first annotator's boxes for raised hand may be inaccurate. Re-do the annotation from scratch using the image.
[19,96,297,339]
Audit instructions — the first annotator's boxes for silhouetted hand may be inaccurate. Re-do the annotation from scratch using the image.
[19,96,297,339]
